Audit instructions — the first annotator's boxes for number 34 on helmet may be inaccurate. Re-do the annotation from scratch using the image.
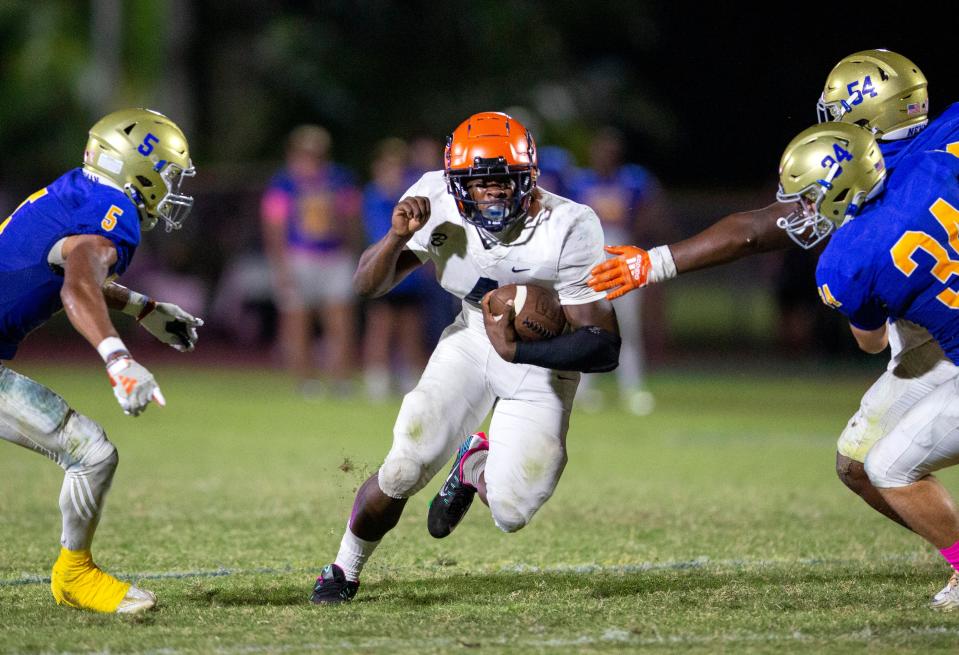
[776,122,886,249]
[84,108,195,232]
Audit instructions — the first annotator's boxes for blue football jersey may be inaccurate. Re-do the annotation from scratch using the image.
[0,168,140,359]
[816,150,959,363]
[881,102,959,172]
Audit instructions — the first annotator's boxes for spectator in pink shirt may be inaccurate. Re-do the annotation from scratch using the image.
[261,125,362,395]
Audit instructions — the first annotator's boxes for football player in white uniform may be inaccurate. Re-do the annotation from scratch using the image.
[311,112,620,603]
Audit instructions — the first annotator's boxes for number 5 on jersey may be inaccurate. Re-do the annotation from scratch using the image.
[102,205,123,231]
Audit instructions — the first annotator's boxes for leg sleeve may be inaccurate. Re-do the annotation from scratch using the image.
[0,366,118,550]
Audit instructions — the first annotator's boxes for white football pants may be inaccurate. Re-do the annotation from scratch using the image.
[378,307,579,532]
[838,333,958,464]
[864,365,959,488]
[0,365,117,550]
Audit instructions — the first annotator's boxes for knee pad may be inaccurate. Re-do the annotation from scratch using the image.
[378,453,431,499]
[60,412,116,472]
[864,447,918,488]
[489,495,531,533]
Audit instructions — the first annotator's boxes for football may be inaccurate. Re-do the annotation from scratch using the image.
[487,284,567,341]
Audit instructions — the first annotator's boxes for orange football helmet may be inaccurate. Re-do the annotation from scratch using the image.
[444,111,538,232]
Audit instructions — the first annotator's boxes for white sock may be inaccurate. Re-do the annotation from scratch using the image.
[334,525,380,582]
[461,448,488,488]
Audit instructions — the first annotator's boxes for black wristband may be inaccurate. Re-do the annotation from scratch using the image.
[513,326,621,373]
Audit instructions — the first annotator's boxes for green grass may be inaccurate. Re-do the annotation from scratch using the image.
[2,362,959,653]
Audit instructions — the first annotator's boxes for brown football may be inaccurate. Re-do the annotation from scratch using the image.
[487,284,567,342]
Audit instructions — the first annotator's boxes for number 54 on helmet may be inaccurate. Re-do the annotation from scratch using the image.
[817,49,928,140]
[84,108,195,232]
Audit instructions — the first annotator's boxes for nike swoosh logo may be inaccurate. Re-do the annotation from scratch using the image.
[511,266,530,273]
[557,375,576,381]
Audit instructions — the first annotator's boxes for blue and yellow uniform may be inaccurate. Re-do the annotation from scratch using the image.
[261,165,360,254]
[0,169,140,359]
[817,150,959,363]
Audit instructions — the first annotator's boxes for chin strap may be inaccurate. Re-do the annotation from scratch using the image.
[123,184,157,230]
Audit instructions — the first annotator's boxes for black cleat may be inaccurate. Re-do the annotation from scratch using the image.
[310,563,358,604]
[427,432,488,538]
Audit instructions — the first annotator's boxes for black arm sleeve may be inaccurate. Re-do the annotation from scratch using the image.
[512,326,621,373]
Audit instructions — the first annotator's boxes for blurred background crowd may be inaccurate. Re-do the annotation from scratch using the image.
[2,1,955,409]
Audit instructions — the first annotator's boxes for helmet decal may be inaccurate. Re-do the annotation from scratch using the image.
[817,49,928,141]
[84,108,195,232]
[776,123,886,249]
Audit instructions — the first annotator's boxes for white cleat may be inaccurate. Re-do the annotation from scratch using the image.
[115,585,157,614]
[930,572,959,611]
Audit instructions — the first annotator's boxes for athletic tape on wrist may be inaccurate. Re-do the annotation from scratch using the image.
[647,246,677,284]
[122,290,149,316]
[123,291,154,319]
[96,336,129,364]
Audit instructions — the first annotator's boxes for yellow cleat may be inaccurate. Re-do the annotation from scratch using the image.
[50,547,155,614]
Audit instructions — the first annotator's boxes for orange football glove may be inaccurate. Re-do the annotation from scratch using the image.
[587,245,651,300]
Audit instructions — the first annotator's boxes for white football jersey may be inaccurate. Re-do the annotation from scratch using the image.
[403,171,606,320]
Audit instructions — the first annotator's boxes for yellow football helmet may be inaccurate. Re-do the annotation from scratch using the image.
[817,49,928,140]
[776,123,886,249]
[83,108,195,231]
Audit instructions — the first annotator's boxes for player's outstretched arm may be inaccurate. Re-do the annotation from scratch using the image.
[482,293,621,373]
[588,201,797,298]
[102,282,204,352]
[669,201,796,272]
[60,235,164,416]
[353,195,429,298]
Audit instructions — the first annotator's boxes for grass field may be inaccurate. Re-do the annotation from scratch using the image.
[2,362,959,653]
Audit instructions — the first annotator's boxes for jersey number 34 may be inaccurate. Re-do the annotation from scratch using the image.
[891,197,959,309]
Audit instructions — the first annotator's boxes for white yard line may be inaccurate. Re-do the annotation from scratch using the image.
[74,626,959,655]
